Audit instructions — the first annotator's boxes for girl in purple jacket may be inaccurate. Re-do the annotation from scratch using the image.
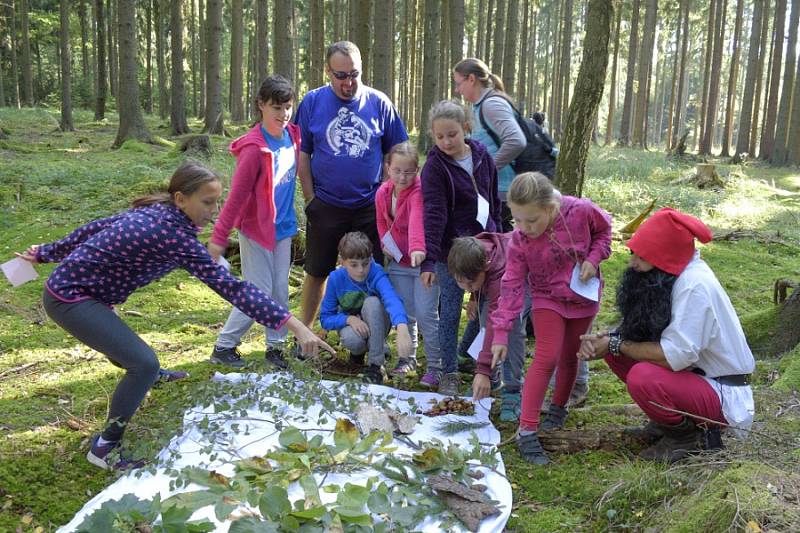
[420,100,502,396]
[17,162,332,470]
[490,172,612,465]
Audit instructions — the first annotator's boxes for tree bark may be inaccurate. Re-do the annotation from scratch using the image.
[19,0,33,106]
[155,0,169,119]
[556,0,574,133]
[203,0,223,134]
[749,0,771,156]
[94,0,107,119]
[735,0,765,157]
[516,0,530,107]
[349,0,371,79]
[605,6,622,145]
[697,0,717,150]
[491,0,506,76]
[439,0,450,100]
[632,0,657,148]
[171,0,190,134]
[107,0,118,99]
[274,0,294,81]
[476,0,486,59]
[113,0,152,147]
[420,0,440,153]
[254,0,268,117]
[190,0,197,116]
[229,0,244,122]
[618,0,640,146]
[197,0,205,118]
[310,0,325,89]
[7,0,21,108]
[372,0,393,97]
[502,0,518,98]
[721,0,745,157]
[789,55,800,165]
[670,0,689,149]
[556,0,613,198]
[450,0,465,71]
[79,0,91,87]
[772,0,800,164]
[144,0,153,114]
[760,0,786,159]
[60,0,75,131]
[700,0,726,155]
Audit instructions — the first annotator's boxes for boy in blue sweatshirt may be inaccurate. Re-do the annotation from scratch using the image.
[320,232,414,384]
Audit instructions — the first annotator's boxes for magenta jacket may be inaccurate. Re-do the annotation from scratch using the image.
[491,195,612,345]
[375,176,426,268]
[211,123,301,252]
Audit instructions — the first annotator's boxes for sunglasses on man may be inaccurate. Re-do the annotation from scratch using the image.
[330,69,360,80]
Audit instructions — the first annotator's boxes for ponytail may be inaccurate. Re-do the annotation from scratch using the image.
[132,161,222,208]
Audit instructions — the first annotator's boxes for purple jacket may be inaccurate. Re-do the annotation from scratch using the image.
[36,203,291,330]
[491,196,612,345]
[420,139,502,272]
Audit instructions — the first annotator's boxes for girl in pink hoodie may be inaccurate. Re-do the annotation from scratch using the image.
[491,172,612,465]
[207,75,302,369]
[375,142,441,378]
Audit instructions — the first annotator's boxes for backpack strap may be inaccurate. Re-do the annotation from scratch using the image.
[477,93,510,149]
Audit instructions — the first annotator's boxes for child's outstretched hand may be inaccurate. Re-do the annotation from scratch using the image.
[285,317,336,357]
[395,323,414,359]
[579,260,597,282]
[472,374,491,401]
[347,316,370,338]
[15,245,40,263]
[490,344,507,369]
[410,251,426,268]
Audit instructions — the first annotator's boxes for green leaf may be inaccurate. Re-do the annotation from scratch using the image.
[258,486,291,521]
[336,483,370,510]
[333,418,359,450]
[162,491,219,514]
[322,485,341,494]
[279,427,309,452]
[290,505,328,519]
[299,474,322,507]
[213,499,238,522]
[228,517,281,533]
[367,491,390,515]
[412,447,447,472]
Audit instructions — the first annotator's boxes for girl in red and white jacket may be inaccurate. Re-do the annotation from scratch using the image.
[207,75,301,369]
[375,141,440,378]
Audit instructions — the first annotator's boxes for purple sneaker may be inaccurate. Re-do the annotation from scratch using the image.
[156,368,189,383]
[420,371,441,389]
[86,435,146,470]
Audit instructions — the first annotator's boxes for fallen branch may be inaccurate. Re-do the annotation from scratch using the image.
[0,361,39,380]
[714,229,799,249]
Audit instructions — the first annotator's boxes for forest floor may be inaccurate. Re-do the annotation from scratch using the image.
[1,107,800,532]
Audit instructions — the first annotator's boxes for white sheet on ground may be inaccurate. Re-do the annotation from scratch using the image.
[59,373,512,532]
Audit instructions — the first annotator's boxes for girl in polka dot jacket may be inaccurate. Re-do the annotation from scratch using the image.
[16,161,333,470]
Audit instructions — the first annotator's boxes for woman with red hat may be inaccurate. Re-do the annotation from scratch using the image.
[579,208,755,463]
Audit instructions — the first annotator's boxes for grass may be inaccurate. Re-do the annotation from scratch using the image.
[1,107,800,531]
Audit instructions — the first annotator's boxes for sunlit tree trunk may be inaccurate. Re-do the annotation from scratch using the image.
[772,0,800,164]
[19,0,33,106]
[171,0,190,134]
[619,0,640,145]
[721,0,744,157]
[632,0,657,148]
[60,0,75,131]
[204,0,224,134]
[759,0,786,159]
[114,0,152,146]
[735,0,764,157]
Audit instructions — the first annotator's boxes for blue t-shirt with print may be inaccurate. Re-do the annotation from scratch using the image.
[294,85,409,209]
[261,126,298,242]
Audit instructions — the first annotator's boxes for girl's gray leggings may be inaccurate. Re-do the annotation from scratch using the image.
[43,290,160,442]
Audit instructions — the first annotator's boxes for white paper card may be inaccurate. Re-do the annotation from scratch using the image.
[216,255,231,271]
[476,194,490,229]
[467,327,487,360]
[1,257,39,287]
[381,232,403,263]
[569,262,600,302]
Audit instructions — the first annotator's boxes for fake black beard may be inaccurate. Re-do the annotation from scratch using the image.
[616,267,678,342]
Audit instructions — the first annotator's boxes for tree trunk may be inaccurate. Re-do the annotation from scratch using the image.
[618,0,640,146]
[665,9,680,150]
[721,0,745,157]
[94,0,107,119]
[735,0,765,157]
[789,56,800,165]
[556,0,574,133]
[273,0,294,80]
[155,0,169,119]
[772,0,800,164]
[605,6,622,145]
[79,0,91,91]
[632,0,657,148]
[670,0,689,149]
[190,0,197,116]
[254,0,268,117]
[229,0,244,122]
[476,0,486,59]
[349,0,371,79]
[372,0,393,97]
[439,0,450,100]
[114,0,152,147]
[700,0,726,155]
[760,0,786,159]
[491,0,506,76]
[144,0,153,114]
[203,0,223,134]
[197,0,205,118]
[697,0,717,150]
[7,0,21,108]
[171,0,190,134]
[516,0,530,107]
[310,0,325,89]
[60,0,75,131]
[749,0,771,156]
[107,0,118,99]
[502,0,518,98]
[770,288,800,355]
[409,0,420,131]
[556,0,613,198]
[419,0,440,153]
[450,0,465,71]
[19,0,33,106]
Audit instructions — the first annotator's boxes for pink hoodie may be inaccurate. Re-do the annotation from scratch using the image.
[374,176,426,268]
[211,123,301,251]
[491,195,612,346]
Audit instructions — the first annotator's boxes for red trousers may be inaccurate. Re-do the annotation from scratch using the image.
[519,309,594,431]
[604,354,726,426]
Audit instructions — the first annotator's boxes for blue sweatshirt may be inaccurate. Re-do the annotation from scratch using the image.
[36,203,291,330]
[319,259,408,331]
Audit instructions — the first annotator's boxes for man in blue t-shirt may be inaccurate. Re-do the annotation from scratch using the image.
[294,40,409,329]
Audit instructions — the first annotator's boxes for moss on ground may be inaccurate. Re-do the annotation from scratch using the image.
[2,109,800,532]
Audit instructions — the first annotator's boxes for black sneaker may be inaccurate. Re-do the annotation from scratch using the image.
[265,346,289,370]
[209,346,246,368]
[349,351,366,366]
[363,364,385,385]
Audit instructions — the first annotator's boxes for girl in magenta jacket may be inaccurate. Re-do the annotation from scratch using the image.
[207,75,302,369]
[375,142,441,378]
[490,172,612,465]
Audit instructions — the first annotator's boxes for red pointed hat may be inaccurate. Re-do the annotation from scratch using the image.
[627,208,713,275]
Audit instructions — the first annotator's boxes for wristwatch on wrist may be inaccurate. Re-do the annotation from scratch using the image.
[608,332,623,357]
